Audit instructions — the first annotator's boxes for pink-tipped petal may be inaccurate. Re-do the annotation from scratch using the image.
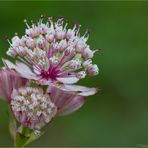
[48,86,85,116]
[60,84,98,96]
[15,61,38,79]
[57,77,79,84]
[3,59,38,80]
[58,95,85,116]
[0,68,27,101]
[2,58,16,69]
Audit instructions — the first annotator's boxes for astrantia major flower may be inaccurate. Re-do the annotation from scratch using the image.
[0,15,100,147]
[4,16,99,85]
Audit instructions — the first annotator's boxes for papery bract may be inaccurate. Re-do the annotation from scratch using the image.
[48,85,97,116]
[0,68,28,101]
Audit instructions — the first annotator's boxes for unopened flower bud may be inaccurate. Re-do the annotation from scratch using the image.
[12,36,24,47]
[45,33,54,42]
[11,87,57,129]
[55,26,65,40]
[58,39,67,51]
[17,47,27,56]
[6,47,17,57]
[83,47,94,59]
[66,29,74,39]
[39,24,48,34]
[26,27,40,37]
[26,38,35,49]
[76,39,86,52]
[37,37,46,49]
[87,64,99,76]
[76,71,86,79]
[68,59,81,70]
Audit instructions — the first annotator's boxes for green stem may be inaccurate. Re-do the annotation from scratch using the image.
[8,106,44,147]
[14,126,44,148]
[14,131,30,148]
[8,105,17,146]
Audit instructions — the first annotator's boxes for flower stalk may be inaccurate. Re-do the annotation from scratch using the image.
[14,126,42,148]
[9,105,44,148]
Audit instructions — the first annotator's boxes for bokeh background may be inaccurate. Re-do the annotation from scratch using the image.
[0,1,148,147]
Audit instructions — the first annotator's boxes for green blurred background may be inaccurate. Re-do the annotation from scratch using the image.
[0,1,148,147]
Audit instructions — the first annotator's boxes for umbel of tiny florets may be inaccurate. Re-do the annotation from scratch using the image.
[11,87,57,129]
[6,16,99,85]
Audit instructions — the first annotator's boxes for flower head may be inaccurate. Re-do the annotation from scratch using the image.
[11,87,57,129]
[5,16,99,85]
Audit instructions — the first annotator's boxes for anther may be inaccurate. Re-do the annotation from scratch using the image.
[15,32,18,36]
[7,39,12,46]
[58,16,65,20]
[40,15,45,19]
[48,17,53,22]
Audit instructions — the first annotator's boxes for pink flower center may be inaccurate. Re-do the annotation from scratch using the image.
[40,66,60,81]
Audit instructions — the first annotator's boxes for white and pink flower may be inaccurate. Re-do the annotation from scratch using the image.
[4,16,99,85]
[11,87,57,129]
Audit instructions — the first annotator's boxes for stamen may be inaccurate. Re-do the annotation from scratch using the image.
[39,15,45,25]
[72,24,77,31]
[7,39,12,46]
[25,55,42,72]
[64,23,68,30]
[17,56,31,67]
[76,24,81,36]
[24,19,30,29]
[48,17,53,23]
[82,29,90,40]
[57,17,64,26]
